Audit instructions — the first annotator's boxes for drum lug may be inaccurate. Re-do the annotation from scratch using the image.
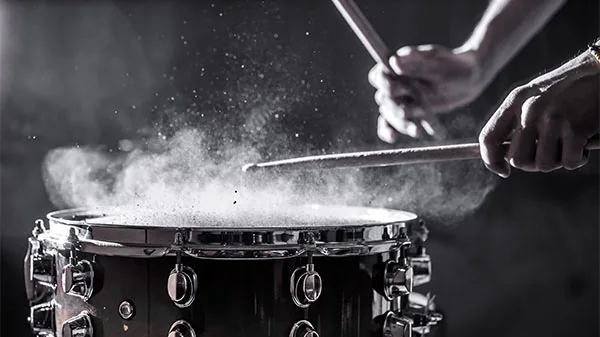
[382,243,413,301]
[168,320,196,337]
[62,253,95,301]
[409,250,431,287]
[167,253,198,308]
[62,311,94,337]
[28,301,56,336]
[383,260,413,300]
[24,233,56,303]
[62,228,95,301]
[289,320,319,337]
[290,252,322,308]
[404,293,443,336]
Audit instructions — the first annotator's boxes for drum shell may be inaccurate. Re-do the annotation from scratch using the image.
[53,251,390,337]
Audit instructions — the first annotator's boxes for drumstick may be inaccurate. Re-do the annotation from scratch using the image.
[242,138,600,172]
[330,0,447,139]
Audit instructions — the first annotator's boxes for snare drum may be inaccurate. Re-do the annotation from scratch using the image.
[24,204,442,337]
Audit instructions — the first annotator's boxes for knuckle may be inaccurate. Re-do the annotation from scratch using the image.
[478,128,499,146]
[504,85,535,107]
[478,131,491,145]
[508,86,529,101]
[416,44,435,52]
[562,124,585,140]
[521,95,542,113]
[368,66,379,86]
[540,112,563,128]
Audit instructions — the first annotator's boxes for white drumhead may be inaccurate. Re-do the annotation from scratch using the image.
[57,204,417,230]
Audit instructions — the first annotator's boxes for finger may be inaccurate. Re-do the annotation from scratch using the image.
[377,116,398,144]
[374,90,385,105]
[507,126,538,171]
[478,90,525,177]
[508,95,549,171]
[368,63,389,90]
[418,116,448,139]
[389,46,429,77]
[369,64,413,98]
[375,91,427,119]
[562,128,589,170]
[376,93,432,139]
[535,116,562,172]
[379,103,422,139]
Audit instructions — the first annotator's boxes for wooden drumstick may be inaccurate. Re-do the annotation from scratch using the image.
[242,138,600,172]
[330,0,448,139]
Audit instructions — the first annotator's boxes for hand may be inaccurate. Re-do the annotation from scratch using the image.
[479,61,599,177]
[369,44,483,142]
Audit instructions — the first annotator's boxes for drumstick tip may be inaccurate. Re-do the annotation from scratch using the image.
[242,163,258,172]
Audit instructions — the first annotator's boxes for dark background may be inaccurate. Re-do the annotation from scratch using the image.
[1,0,598,336]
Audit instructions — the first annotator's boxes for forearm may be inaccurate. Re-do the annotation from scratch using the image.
[540,40,600,82]
[456,0,567,86]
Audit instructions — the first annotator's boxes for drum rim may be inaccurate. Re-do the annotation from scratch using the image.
[40,205,424,259]
[46,205,418,231]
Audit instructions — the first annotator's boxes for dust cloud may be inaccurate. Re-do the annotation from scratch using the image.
[42,125,497,225]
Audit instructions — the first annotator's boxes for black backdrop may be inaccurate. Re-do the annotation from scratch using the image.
[1,1,598,336]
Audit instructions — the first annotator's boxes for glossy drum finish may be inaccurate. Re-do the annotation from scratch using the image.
[24,205,442,337]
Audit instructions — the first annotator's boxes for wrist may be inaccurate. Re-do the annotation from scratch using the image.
[587,39,600,72]
[452,41,491,88]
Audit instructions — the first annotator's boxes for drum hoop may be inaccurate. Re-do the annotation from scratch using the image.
[42,207,423,259]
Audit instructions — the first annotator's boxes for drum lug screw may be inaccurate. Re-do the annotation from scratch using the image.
[290,252,322,308]
[32,219,46,238]
[173,232,185,246]
[167,252,198,308]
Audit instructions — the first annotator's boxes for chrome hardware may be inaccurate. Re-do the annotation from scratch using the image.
[28,302,55,336]
[290,252,322,308]
[289,320,319,337]
[409,251,431,287]
[168,320,196,337]
[44,207,419,259]
[405,294,443,336]
[380,311,413,337]
[66,227,81,248]
[62,311,94,337]
[167,253,198,308]
[62,251,94,301]
[118,300,135,320]
[24,236,55,303]
[383,260,413,300]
